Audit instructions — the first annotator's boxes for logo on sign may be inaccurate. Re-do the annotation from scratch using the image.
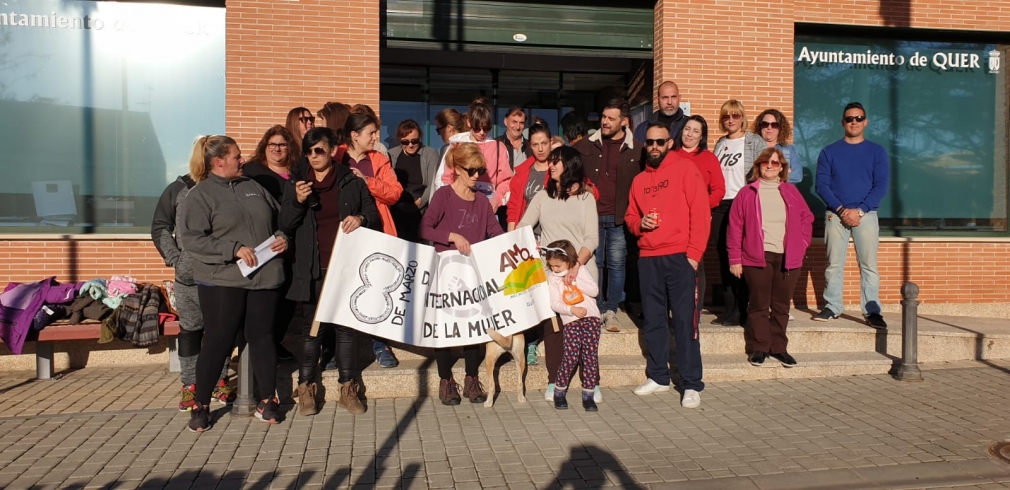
[989,49,1001,74]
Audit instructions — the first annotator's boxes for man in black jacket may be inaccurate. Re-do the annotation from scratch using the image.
[633,81,688,144]
[573,98,643,332]
[495,106,532,170]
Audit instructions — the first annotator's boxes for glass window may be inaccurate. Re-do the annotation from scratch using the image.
[0,0,225,234]
[795,35,1008,234]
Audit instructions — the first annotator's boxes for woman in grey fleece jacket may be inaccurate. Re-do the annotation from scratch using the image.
[179,135,289,433]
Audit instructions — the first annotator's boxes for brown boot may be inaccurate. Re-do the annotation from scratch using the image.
[463,375,487,404]
[338,380,366,415]
[439,378,461,406]
[294,382,318,417]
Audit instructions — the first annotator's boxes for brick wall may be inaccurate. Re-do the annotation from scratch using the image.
[0,239,170,285]
[224,0,380,152]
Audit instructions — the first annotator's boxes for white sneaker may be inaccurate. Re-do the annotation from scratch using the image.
[602,310,620,332]
[634,379,670,395]
[544,383,555,402]
[594,386,602,403]
[681,389,701,408]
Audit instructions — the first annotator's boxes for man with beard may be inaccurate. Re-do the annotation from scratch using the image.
[574,98,642,332]
[625,123,710,408]
[633,81,688,143]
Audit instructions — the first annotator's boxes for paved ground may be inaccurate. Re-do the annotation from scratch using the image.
[1,361,1010,489]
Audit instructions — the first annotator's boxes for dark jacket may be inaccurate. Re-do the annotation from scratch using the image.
[241,159,290,201]
[573,128,642,226]
[151,175,197,285]
[179,173,286,290]
[633,108,689,144]
[495,134,532,169]
[279,162,381,303]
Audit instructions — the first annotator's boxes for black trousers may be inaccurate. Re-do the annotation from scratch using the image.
[297,272,358,384]
[639,253,703,391]
[195,285,279,405]
[435,344,485,380]
[713,199,749,318]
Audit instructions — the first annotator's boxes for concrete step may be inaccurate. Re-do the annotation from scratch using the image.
[371,311,1010,362]
[300,351,894,401]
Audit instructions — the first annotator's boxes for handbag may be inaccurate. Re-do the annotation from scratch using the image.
[562,284,584,305]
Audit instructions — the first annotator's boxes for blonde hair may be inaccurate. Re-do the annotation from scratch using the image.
[747,147,790,183]
[445,143,486,180]
[188,135,237,183]
[550,135,565,150]
[718,99,747,133]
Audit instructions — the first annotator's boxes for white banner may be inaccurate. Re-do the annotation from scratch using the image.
[314,227,554,348]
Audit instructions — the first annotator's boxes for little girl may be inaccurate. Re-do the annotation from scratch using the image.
[543,239,602,411]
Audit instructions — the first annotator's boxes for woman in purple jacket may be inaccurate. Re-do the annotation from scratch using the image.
[420,142,504,406]
[727,148,813,368]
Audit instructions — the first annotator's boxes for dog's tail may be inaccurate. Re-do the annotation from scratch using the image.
[486,329,513,350]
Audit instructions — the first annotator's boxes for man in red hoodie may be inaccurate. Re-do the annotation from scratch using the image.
[625,122,711,408]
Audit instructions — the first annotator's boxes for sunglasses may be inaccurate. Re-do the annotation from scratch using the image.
[721,113,743,121]
[299,116,315,124]
[472,126,491,133]
[267,143,288,150]
[759,121,780,129]
[843,115,866,123]
[305,147,328,156]
[400,138,421,146]
[645,138,668,147]
[760,160,783,168]
[436,125,446,134]
[462,166,487,177]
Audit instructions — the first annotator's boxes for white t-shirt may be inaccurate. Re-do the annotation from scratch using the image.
[716,137,747,199]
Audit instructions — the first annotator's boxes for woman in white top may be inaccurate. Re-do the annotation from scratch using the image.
[712,100,766,328]
[518,145,601,403]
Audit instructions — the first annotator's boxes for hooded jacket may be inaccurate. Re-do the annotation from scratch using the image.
[727,180,814,270]
[431,132,514,211]
[335,145,403,236]
[179,173,285,290]
[573,127,641,225]
[625,152,710,262]
[279,162,381,303]
[151,175,197,285]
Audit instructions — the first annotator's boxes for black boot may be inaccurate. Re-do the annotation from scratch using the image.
[582,390,598,412]
[719,288,740,326]
[554,388,569,410]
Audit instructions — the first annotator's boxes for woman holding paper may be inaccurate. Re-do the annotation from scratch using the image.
[420,143,505,406]
[179,135,288,433]
[280,127,381,417]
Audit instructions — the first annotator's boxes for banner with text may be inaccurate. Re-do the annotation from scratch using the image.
[313,227,554,348]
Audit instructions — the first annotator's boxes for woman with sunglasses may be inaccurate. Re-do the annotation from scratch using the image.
[242,125,302,362]
[285,107,315,154]
[727,148,813,368]
[389,119,439,215]
[753,109,803,184]
[431,98,513,215]
[281,127,381,417]
[712,100,766,329]
[435,108,466,160]
[517,145,602,402]
[420,143,504,406]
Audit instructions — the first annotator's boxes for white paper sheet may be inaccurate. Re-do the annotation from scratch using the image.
[237,236,280,277]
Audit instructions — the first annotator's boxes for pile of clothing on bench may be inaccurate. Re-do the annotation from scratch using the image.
[0,275,178,354]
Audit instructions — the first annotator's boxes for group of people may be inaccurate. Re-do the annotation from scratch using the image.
[153,79,891,431]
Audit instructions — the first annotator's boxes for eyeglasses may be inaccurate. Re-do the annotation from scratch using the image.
[400,138,421,146]
[645,138,668,147]
[267,143,288,151]
[721,113,743,121]
[759,121,780,129]
[305,147,328,156]
[760,160,783,168]
[843,115,866,123]
[299,116,315,124]
[462,166,487,177]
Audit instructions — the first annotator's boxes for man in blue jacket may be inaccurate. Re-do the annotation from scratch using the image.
[814,102,890,328]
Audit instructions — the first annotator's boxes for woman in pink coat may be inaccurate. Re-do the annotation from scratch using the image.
[727,147,813,368]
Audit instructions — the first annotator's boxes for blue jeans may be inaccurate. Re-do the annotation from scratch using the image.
[595,215,627,314]
[823,211,881,316]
